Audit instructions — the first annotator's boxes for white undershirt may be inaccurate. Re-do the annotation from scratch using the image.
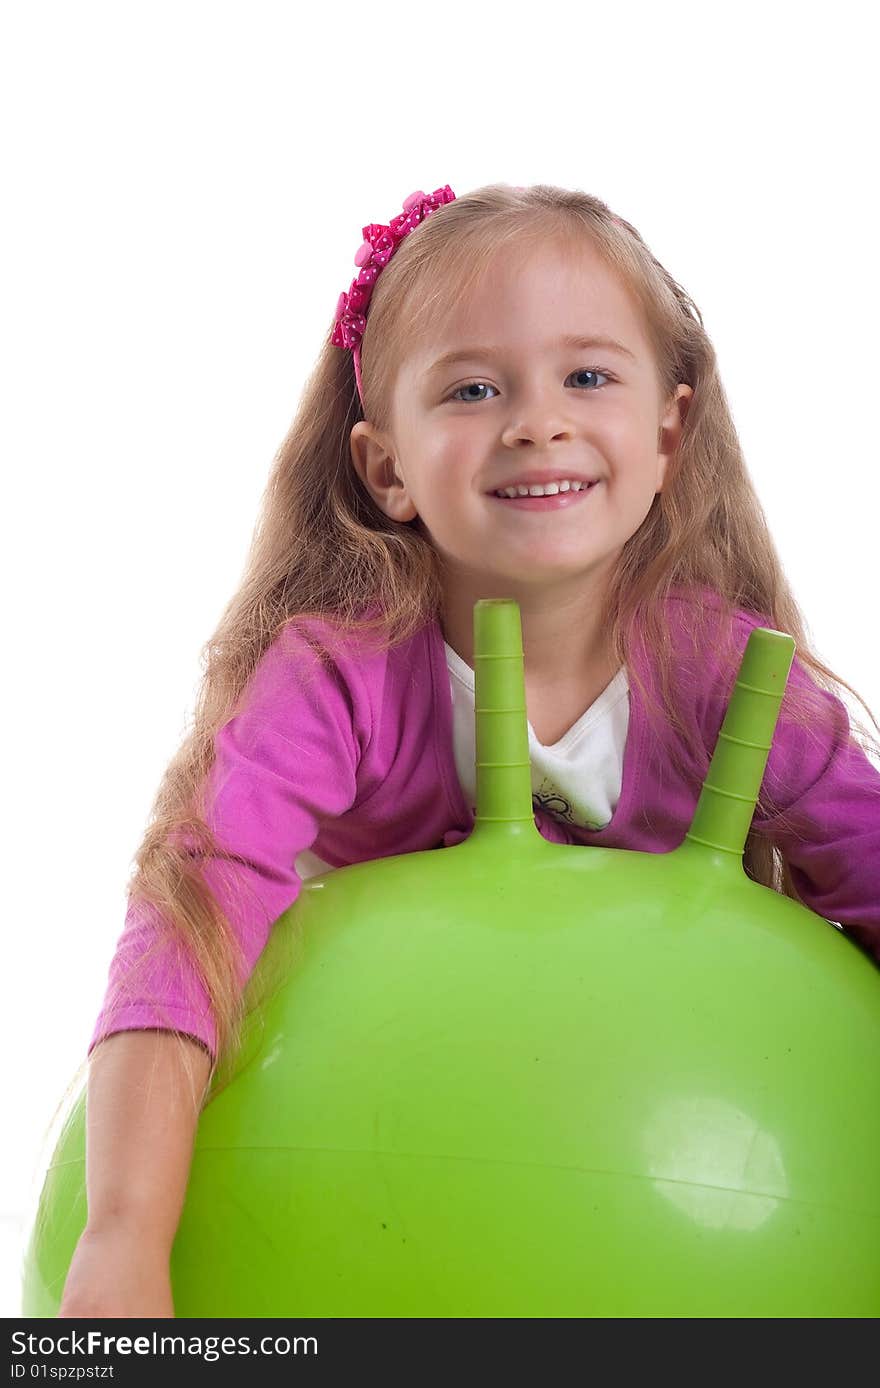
[294,640,631,881]
[445,642,630,833]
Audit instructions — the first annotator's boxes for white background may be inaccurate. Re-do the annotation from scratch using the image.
[2,1,878,1316]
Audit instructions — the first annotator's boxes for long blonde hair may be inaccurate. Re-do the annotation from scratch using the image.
[93,181,880,1078]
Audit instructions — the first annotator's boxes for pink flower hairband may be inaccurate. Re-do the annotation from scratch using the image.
[329,185,457,407]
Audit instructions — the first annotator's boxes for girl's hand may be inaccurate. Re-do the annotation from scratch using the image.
[56,1223,176,1318]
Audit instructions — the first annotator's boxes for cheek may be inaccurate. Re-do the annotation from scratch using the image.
[426,444,474,488]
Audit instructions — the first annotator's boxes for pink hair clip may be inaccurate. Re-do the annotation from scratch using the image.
[330,185,456,406]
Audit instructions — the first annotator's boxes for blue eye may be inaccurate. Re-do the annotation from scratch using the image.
[447,368,611,404]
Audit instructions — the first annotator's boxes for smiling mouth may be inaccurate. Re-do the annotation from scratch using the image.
[489,481,600,509]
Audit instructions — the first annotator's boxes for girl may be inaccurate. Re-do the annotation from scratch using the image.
[57,182,880,1317]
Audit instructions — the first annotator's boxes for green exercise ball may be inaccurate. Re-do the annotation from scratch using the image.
[23,601,880,1317]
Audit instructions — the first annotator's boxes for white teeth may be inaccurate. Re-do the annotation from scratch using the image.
[494,479,592,499]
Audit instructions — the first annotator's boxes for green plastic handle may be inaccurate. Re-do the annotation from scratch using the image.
[686,626,795,856]
[471,599,535,836]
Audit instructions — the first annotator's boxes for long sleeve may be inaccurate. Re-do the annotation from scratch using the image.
[756,670,880,958]
[88,620,371,1060]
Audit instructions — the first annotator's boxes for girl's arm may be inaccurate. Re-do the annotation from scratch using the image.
[57,1029,213,1318]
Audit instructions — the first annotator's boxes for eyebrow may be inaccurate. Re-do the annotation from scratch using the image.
[424,333,638,376]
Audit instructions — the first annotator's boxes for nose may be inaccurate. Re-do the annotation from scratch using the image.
[502,414,576,448]
[499,383,577,448]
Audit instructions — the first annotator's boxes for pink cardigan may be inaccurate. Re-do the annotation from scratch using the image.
[89,589,880,1061]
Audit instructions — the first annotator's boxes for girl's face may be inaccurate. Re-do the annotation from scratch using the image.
[350,239,692,602]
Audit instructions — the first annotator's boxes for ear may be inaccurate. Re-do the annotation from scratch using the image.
[656,384,694,491]
[349,421,419,522]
